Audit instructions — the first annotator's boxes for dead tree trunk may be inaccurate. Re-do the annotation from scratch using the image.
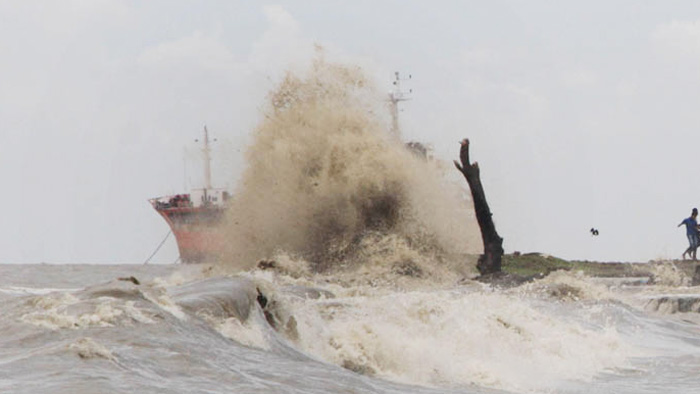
[454,139,503,275]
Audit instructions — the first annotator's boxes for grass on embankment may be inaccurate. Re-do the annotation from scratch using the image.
[501,253,693,278]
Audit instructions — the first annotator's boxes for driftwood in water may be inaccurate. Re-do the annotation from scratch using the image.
[454,139,504,275]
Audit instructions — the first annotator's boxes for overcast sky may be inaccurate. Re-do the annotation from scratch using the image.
[3,0,700,263]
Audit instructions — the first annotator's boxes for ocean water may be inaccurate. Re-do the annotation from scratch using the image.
[2,262,700,394]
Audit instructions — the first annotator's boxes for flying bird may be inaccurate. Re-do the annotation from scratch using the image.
[590,228,599,236]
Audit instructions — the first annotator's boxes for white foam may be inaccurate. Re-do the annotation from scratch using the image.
[214,315,270,350]
[517,270,613,301]
[282,286,633,393]
[0,286,82,296]
[21,294,157,330]
[142,287,187,321]
[68,337,115,361]
[648,262,690,287]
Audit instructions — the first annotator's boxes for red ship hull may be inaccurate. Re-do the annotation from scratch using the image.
[151,200,227,263]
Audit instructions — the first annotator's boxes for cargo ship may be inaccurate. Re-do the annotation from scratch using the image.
[149,127,229,263]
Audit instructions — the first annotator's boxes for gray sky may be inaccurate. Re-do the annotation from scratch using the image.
[3,0,700,263]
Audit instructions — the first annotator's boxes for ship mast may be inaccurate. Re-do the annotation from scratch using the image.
[388,71,412,138]
[202,125,212,190]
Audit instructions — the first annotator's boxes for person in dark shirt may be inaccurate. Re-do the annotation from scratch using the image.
[678,208,700,260]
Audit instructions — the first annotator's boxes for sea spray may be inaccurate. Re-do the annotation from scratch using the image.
[648,261,690,287]
[516,270,614,302]
[219,56,481,274]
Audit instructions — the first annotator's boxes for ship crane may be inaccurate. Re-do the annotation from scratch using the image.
[388,71,412,138]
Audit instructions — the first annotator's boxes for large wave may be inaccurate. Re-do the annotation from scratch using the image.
[218,56,481,278]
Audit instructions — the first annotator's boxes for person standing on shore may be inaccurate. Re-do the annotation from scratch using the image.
[678,208,700,260]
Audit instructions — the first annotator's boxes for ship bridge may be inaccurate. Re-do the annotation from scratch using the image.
[189,188,229,208]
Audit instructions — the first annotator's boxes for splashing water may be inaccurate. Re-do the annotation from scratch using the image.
[219,56,481,276]
[648,261,690,287]
[263,279,632,393]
